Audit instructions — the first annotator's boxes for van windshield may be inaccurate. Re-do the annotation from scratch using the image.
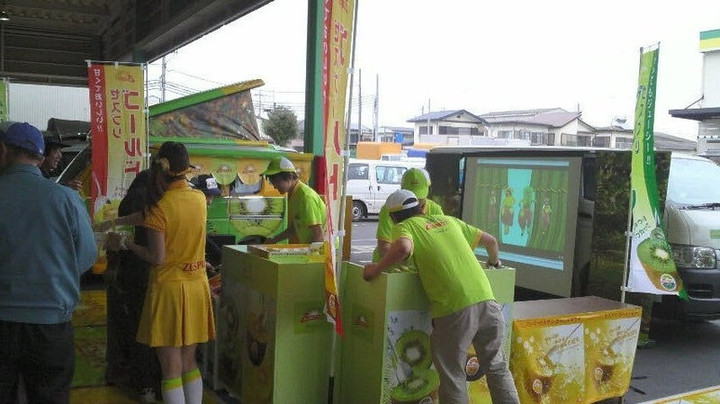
[667,157,720,205]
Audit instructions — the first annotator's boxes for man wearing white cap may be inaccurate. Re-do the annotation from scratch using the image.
[363,189,519,404]
[373,167,443,262]
[263,157,327,244]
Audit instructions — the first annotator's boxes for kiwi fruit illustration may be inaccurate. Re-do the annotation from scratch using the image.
[246,312,268,366]
[396,330,432,370]
[390,369,440,404]
[523,355,554,402]
[636,232,680,292]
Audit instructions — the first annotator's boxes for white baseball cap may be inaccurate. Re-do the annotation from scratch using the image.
[385,189,420,213]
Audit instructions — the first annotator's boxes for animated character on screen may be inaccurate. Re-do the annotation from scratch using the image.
[501,188,515,235]
[541,197,552,235]
[517,186,535,236]
[487,189,498,227]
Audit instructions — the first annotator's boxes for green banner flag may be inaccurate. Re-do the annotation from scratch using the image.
[628,46,684,296]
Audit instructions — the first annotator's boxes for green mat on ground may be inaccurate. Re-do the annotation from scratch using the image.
[72,325,107,388]
[72,290,107,327]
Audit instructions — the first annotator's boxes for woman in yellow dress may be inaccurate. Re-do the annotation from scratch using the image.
[102,141,214,404]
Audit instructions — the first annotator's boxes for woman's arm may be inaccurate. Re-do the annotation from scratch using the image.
[113,228,165,265]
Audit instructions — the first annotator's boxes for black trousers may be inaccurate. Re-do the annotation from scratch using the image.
[0,320,74,404]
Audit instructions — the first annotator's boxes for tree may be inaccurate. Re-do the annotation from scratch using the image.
[262,105,298,147]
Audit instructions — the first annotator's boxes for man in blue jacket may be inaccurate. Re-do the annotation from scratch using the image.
[0,122,97,404]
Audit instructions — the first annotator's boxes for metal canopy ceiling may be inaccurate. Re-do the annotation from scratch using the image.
[0,0,272,86]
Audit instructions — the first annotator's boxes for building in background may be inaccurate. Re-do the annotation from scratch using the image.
[480,107,594,146]
[407,109,488,146]
[670,28,720,160]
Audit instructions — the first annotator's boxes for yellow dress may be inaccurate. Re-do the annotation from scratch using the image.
[136,181,216,347]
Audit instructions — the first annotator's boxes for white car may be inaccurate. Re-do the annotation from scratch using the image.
[345,158,424,221]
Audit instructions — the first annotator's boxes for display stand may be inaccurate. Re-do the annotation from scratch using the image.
[337,262,515,404]
[216,245,332,403]
[510,296,641,403]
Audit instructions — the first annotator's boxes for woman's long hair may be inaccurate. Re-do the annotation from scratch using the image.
[145,142,192,211]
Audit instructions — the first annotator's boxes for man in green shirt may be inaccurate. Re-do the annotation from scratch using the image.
[263,157,326,244]
[374,168,444,261]
[363,189,519,404]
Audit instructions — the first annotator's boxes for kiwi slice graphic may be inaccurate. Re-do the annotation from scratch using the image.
[395,330,432,370]
[523,356,554,402]
[637,233,679,292]
[390,369,440,404]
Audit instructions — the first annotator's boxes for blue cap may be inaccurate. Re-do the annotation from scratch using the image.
[0,122,45,155]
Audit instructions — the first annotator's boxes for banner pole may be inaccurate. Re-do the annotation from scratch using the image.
[621,208,633,304]
[328,0,359,402]
[622,46,645,304]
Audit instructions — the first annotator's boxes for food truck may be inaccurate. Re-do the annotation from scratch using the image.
[57,80,315,272]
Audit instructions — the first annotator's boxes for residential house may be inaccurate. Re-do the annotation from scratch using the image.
[407,109,488,146]
[479,107,594,146]
[377,126,414,145]
[670,28,720,160]
[595,125,696,152]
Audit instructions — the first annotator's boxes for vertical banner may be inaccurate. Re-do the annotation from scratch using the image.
[0,78,8,122]
[87,63,146,224]
[627,46,684,295]
[320,0,355,335]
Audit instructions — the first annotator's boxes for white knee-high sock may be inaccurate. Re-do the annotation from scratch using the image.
[161,377,185,404]
[182,368,203,404]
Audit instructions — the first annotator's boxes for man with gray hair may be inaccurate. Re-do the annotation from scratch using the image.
[0,122,97,404]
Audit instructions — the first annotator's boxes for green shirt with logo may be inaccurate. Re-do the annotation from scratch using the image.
[288,181,327,244]
[392,215,495,318]
[373,199,443,262]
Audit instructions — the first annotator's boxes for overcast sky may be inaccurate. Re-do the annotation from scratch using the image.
[147,0,720,140]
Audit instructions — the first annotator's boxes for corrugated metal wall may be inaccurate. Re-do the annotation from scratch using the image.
[8,83,89,130]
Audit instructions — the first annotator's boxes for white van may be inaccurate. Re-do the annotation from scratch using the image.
[346,158,424,221]
[658,153,720,318]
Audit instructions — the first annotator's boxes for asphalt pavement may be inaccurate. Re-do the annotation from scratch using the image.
[348,219,720,403]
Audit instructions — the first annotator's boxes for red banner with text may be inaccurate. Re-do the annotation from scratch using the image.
[320,0,354,336]
[87,63,146,224]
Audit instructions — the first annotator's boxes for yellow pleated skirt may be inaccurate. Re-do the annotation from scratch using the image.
[136,275,216,347]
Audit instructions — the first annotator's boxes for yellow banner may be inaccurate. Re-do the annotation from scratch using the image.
[320,0,355,335]
[88,63,146,224]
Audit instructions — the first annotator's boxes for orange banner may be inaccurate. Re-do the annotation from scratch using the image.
[320,0,355,336]
[87,63,146,224]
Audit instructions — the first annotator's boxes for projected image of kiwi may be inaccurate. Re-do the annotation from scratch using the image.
[246,312,268,366]
[391,330,439,404]
[637,228,679,291]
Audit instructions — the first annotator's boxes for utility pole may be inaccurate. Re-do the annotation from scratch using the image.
[160,56,167,102]
[374,74,379,142]
[358,68,362,143]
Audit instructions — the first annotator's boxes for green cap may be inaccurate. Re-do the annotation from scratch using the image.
[401,168,431,199]
[264,157,296,176]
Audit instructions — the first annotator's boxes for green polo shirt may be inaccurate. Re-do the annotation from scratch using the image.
[288,181,327,244]
[392,215,494,318]
[373,199,443,262]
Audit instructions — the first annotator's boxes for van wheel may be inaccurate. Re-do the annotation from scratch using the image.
[351,201,366,221]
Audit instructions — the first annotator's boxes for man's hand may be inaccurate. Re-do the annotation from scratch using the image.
[105,232,126,252]
[92,220,114,233]
[66,179,82,191]
[363,263,380,281]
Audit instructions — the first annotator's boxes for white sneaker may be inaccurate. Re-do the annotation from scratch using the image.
[138,387,158,403]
